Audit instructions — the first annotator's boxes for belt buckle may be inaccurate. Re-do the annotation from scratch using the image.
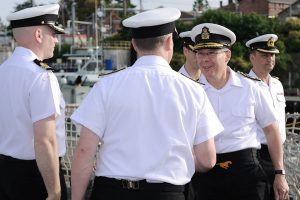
[216,160,232,170]
[122,180,140,190]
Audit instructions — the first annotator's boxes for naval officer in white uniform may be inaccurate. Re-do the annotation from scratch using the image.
[178,31,201,81]
[246,34,286,200]
[71,7,224,200]
[0,4,67,200]
[189,23,289,200]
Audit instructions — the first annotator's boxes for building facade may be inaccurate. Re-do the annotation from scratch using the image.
[220,0,297,17]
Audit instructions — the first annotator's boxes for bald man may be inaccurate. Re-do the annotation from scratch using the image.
[0,4,67,200]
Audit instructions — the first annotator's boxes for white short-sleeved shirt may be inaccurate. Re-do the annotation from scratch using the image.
[199,67,277,153]
[249,70,286,144]
[0,47,66,160]
[71,55,223,185]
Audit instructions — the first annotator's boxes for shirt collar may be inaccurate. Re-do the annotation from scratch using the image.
[178,65,189,77]
[132,55,171,69]
[13,46,38,62]
[249,69,276,85]
[200,66,243,90]
[230,67,243,87]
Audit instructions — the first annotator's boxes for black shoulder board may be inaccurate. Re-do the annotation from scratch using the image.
[98,67,127,77]
[237,71,261,81]
[33,59,53,71]
[179,72,205,85]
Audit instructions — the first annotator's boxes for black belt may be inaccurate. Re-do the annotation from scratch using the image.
[0,154,28,162]
[94,176,185,192]
[215,148,259,170]
[0,154,62,163]
[260,144,269,152]
[258,144,272,161]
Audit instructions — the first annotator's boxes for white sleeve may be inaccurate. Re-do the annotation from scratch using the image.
[254,85,277,128]
[71,81,106,139]
[194,89,224,145]
[30,72,61,123]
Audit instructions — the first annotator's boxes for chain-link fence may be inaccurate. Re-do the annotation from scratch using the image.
[285,113,300,200]
[62,105,300,199]
[61,104,80,188]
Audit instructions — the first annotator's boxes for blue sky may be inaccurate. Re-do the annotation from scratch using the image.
[1,0,227,25]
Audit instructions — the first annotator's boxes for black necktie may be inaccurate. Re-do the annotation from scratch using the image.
[33,59,53,71]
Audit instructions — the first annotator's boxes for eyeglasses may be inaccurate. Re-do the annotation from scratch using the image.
[196,50,228,58]
[256,52,275,58]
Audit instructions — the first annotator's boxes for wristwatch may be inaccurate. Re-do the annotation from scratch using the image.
[274,169,286,175]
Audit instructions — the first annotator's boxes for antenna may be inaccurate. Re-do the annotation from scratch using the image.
[139,0,144,12]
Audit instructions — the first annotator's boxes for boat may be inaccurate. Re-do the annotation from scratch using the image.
[52,43,131,104]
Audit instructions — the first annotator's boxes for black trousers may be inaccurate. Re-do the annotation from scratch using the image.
[0,155,67,200]
[258,144,276,200]
[90,176,185,200]
[187,148,269,200]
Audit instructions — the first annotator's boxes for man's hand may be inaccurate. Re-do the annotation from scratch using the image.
[273,175,289,200]
[46,191,61,200]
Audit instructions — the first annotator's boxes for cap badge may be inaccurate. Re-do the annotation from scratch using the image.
[200,27,210,40]
[267,37,275,47]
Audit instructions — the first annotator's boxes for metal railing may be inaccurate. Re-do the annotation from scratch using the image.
[285,113,300,200]
[62,105,300,199]
[61,104,80,188]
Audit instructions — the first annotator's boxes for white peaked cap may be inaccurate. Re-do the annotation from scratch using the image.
[7,4,64,34]
[122,8,181,39]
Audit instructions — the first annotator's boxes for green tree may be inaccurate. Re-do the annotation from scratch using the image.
[193,0,209,12]
[14,0,33,11]
[280,18,300,52]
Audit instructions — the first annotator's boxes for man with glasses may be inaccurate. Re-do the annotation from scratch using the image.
[246,34,286,200]
[178,31,201,81]
[188,23,289,200]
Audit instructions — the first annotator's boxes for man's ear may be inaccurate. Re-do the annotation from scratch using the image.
[182,47,188,56]
[224,50,232,63]
[164,35,173,51]
[35,28,43,43]
[249,52,255,62]
[131,39,138,52]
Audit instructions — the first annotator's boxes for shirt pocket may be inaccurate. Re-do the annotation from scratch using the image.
[232,104,255,118]
[230,104,255,137]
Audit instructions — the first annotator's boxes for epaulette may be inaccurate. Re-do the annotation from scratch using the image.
[98,67,127,77]
[237,71,261,81]
[272,76,279,80]
[33,59,53,71]
[179,72,205,85]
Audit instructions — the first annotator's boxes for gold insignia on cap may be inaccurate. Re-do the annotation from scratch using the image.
[194,42,223,49]
[188,44,194,50]
[200,27,210,40]
[267,37,275,47]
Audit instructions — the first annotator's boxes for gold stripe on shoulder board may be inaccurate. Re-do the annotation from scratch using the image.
[98,67,127,77]
[237,71,261,81]
[179,72,205,85]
